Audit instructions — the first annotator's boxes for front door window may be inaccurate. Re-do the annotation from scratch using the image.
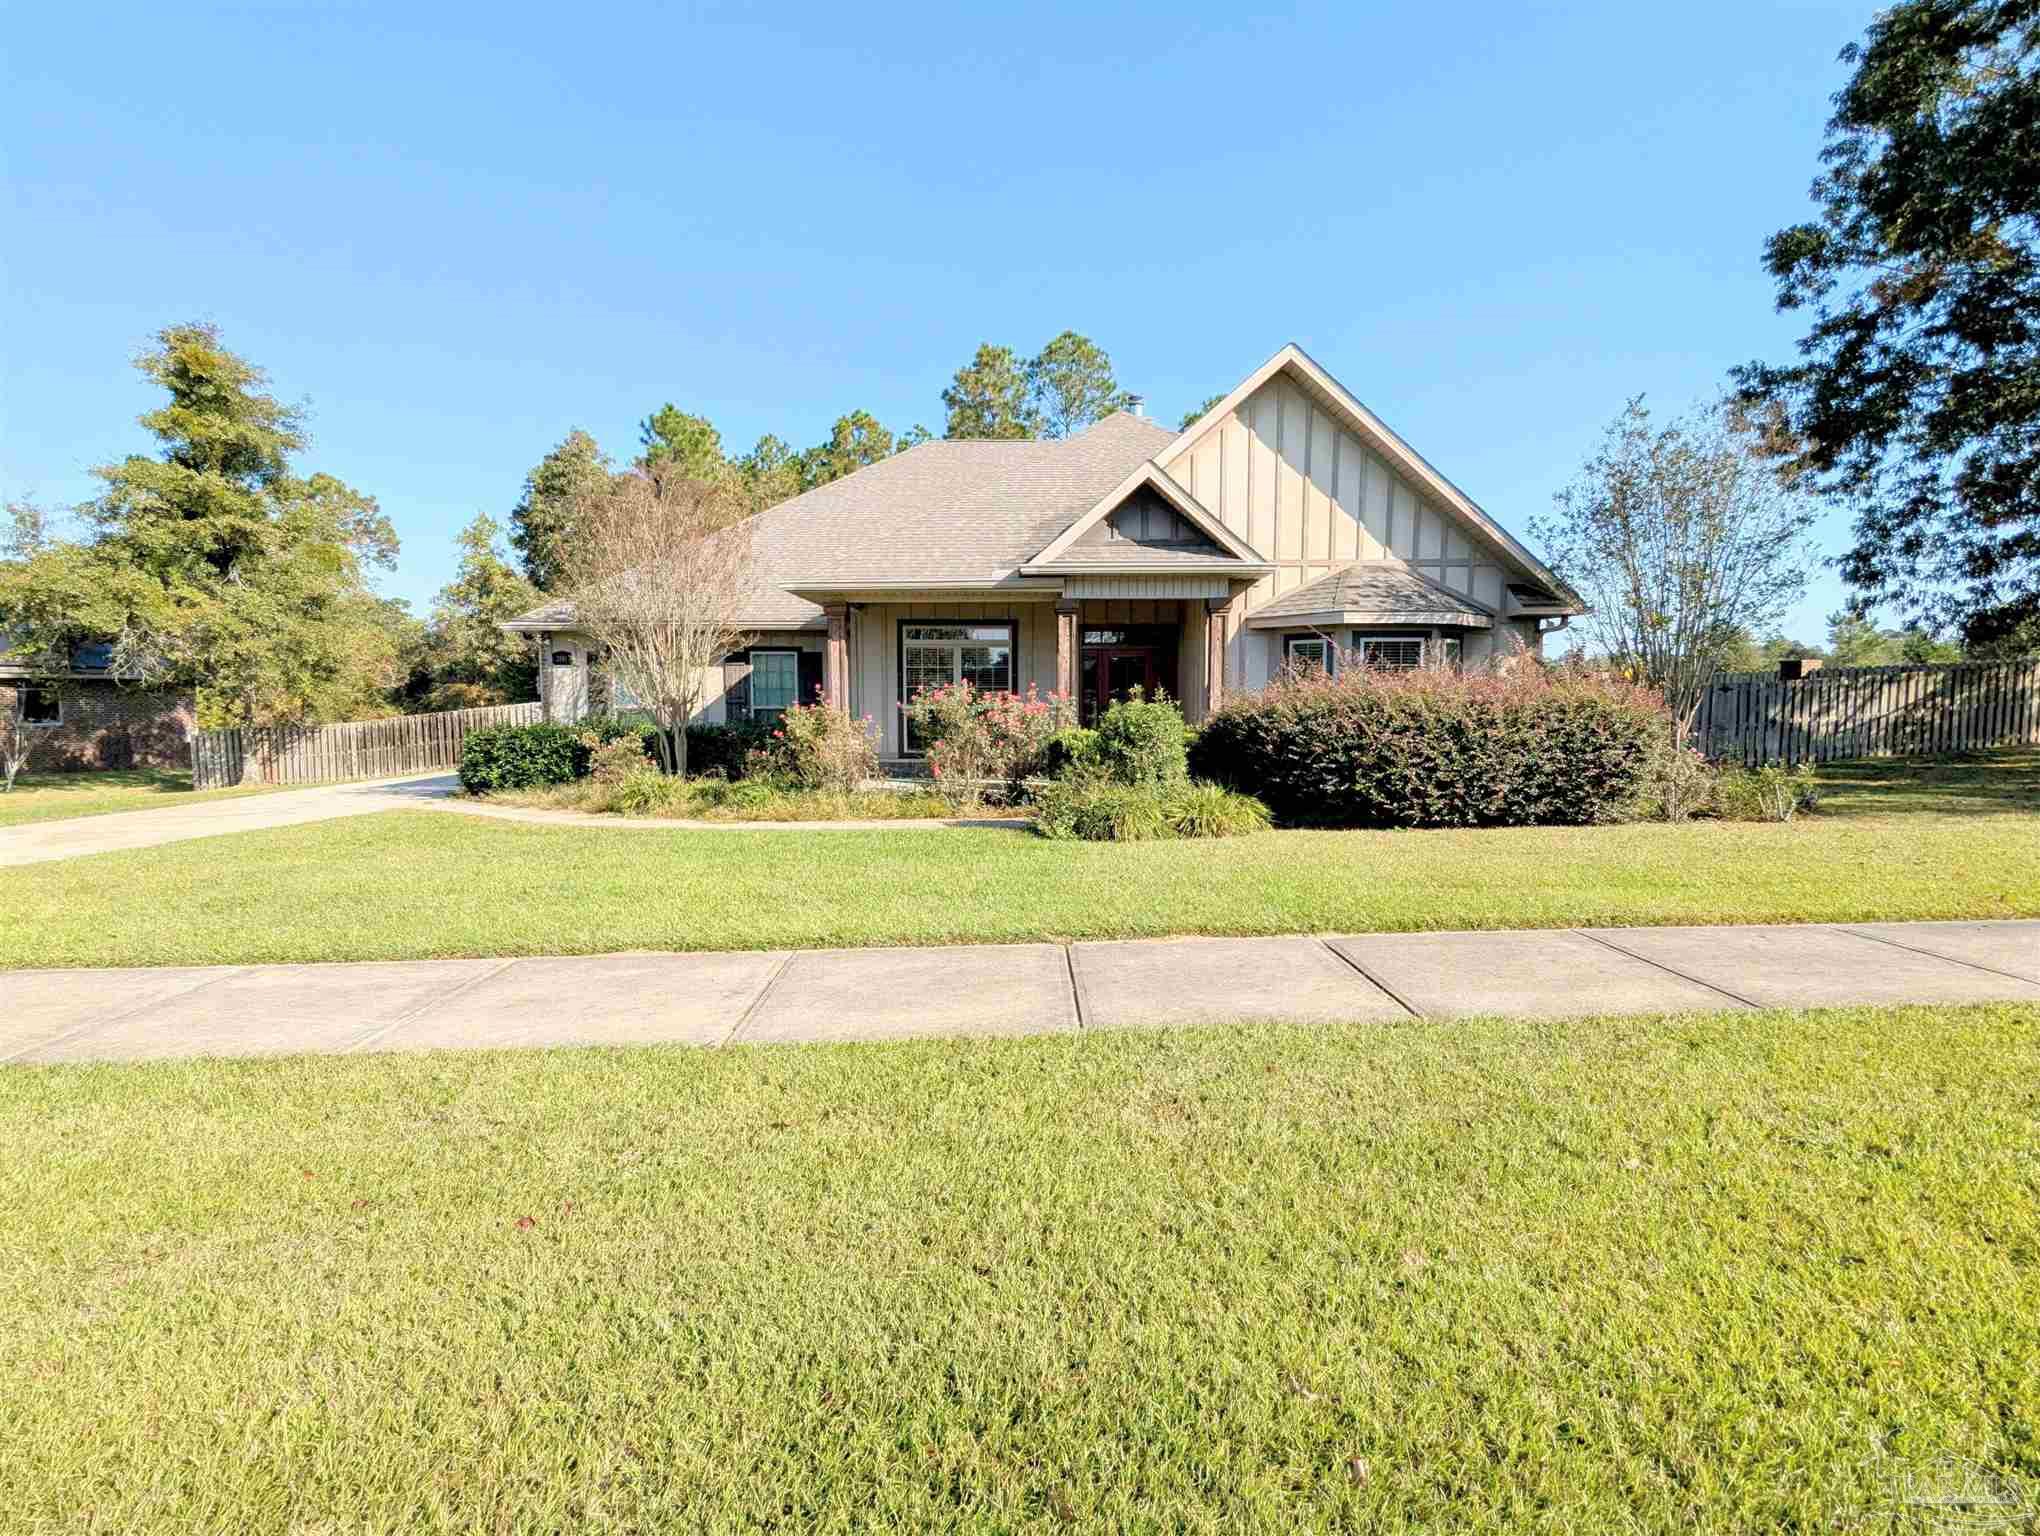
[1080,647,1161,726]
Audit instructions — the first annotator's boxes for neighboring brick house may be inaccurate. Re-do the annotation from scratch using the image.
[2,642,195,771]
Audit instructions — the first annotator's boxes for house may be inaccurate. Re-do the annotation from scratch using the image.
[507,343,1582,760]
[1,640,195,771]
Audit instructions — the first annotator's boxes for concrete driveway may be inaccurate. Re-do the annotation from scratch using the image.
[0,773,458,868]
[3,921,2034,1065]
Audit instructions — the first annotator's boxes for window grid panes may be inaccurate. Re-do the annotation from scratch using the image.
[750,650,798,718]
[1351,635,1427,670]
[1284,636,1333,676]
[902,622,1015,752]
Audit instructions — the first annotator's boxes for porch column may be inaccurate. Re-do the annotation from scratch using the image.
[823,604,850,709]
[1204,595,1233,717]
[1055,600,1080,700]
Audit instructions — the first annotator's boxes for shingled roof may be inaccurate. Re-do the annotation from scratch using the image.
[1246,560,1496,628]
[506,411,1186,631]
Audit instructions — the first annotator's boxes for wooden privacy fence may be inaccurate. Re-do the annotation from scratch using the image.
[190,701,542,788]
[1692,660,2040,765]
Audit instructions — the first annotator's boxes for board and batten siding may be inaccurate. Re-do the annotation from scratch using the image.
[1161,373,1522,684]
[850,602,1059,757]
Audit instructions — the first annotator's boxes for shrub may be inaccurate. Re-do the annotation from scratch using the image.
[1094,688,1188,787]
[1038,727,1099,779]
[746,703,879,793]
[685,721,772,779]
[689,778,777,815]
[1635,735,1719,822]
[1714,762,1821,822]
[1167,782,1273,838]
[1031,774,1273,842]
[458,722,584,793]
[580,731,655,786]
[606,765,687,816]
[1188,663,1665,828]
[902,682,1076,803]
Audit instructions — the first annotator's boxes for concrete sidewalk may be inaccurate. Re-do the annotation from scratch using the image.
[0,773,460,868]
[3,921,2035,1065]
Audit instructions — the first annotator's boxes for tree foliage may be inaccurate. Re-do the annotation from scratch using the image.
[637,406,725,478]
[510,429,612,592]
[1737,0,2040,646]
[1027,331,1134,438]
[416,514,541,709]
[0,324,403,727]
[1180,393,1227,430]
[1528,397,1820,722]
[800,410,896,489]
[942,344,1041,440]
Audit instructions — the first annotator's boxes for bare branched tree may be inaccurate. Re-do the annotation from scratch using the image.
[558,465,757,776]
[1530,397,1819,725]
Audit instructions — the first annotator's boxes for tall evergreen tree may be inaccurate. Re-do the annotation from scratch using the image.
[0,324,402,726]
[941,344,1040,439]
[418,514,541,708]
[637,405,726,478]
[1027,331,1134,438]
[801,410,896,489]
[509,429,611,591]
[735,434,803,510]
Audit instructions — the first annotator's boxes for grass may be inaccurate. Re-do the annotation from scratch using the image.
[0,767,299,828]
[4,752,2037,970]
[1,1002,2033,1532]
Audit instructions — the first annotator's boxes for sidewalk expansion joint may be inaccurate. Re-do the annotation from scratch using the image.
[1062,945,1089,1030]
[722,953,796,1046]
[346,957,520,1054]
[0,965,250,1064]
[1571,930,1763,1010]
[1317,939,1424,1018]
[1831,925,2040,987]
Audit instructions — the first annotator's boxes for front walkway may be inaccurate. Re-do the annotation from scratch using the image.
[4,921,2035,1064]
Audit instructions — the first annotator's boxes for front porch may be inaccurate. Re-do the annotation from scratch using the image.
[811,592,1240,760]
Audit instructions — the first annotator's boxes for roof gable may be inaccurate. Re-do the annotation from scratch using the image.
[1161,343,1580,607]
[1023,459,1268,573]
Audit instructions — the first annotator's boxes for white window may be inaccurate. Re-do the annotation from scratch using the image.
[1351,634,1427,670]
[900,622,1014,752]
[1283,635,1334,676]
[19,686,60,726]
[749,649,799,720]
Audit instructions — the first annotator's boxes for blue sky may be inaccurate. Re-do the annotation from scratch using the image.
[5,0,1874,642]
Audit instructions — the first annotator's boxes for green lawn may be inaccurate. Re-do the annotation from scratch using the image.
[1,1003,2032,1532]
[0,766,295,828]
[4,753,2037,970]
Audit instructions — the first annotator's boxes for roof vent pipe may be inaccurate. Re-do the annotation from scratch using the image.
[1126,395,1144,416]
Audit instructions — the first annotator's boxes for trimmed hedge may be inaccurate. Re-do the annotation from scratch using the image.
[459,718,656,793]
[1188,664,1665,828]
[458,723,586,792]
